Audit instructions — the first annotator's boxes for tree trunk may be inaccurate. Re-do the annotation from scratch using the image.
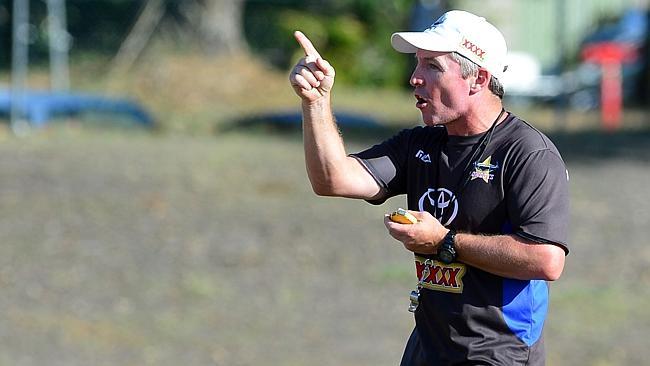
[189,0,246,55]
[111,0,247,70]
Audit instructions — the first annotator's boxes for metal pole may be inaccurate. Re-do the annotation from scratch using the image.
[554,0,566,130]
[47,0,70,91]
[11,0,30,135]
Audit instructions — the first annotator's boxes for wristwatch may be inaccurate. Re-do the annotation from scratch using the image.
[437,230,457,264]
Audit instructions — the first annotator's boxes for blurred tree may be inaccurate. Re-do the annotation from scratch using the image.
[0,3,10,67]
[1,0,429,89]
[0,0,143,69]
[244,0,417,88]
[0,0,247,71]
[112,0,246,71]
[191,0,246,55]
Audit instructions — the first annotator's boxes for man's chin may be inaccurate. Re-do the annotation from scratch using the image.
[421,112,451,127]
[422,117,441,127]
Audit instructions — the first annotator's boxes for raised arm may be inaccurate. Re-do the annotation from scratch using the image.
[289,31,381,199]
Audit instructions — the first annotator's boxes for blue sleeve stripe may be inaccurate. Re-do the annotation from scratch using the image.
[502,279,548,346]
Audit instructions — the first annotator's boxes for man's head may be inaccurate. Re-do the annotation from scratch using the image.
[391,10,508,82]
[391,11,507,130]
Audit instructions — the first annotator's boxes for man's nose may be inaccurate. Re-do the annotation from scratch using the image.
[410,71,423,87]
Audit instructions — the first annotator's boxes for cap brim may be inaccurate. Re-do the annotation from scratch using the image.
[391,31,456,54]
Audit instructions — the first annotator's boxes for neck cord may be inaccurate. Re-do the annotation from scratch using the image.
[433,108,506,221]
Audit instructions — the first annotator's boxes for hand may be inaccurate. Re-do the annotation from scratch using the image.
[384,210,449,254]
[289,31,335,103]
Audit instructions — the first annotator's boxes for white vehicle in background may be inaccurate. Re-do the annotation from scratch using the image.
[501,51,564,105]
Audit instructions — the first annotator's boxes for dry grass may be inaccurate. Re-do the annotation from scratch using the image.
[0,49,649,365]
[0,126,647,365]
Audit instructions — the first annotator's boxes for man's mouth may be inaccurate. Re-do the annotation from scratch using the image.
[415,95,428,109]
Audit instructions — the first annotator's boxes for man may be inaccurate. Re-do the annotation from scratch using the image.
[289,10,569,366]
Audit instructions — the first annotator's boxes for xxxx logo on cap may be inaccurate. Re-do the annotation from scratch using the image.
[461,38,486,60]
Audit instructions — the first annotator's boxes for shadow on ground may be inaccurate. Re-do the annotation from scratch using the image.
[221,111,400,142]
[225,112,650,162]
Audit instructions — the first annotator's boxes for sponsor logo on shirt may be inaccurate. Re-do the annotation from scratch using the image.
[415,149,431,163]
[415,256,466,293]
[470,156,499,183]
[418,188,458,226]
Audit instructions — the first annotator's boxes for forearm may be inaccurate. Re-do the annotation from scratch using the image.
[290,32,380,199]
[386,211,566,281]
[302,98,348,192]
[301,99,381,199]
[455,233,565,281]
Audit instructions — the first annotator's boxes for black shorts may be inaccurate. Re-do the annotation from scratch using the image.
[400,328,429,366]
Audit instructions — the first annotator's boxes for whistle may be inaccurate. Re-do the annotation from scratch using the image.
[389,208,418,224]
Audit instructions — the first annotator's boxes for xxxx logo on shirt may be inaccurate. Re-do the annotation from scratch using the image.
[415,256,466,293]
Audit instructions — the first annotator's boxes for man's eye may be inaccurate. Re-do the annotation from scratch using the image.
[429,63,440,70]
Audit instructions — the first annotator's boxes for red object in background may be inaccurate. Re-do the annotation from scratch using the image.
[581,42,638,131]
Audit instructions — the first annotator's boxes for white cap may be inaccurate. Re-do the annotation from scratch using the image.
[391,10,508,80]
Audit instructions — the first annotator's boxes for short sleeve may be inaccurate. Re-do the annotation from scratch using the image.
[505,149,570,253]
[349,128,412,204]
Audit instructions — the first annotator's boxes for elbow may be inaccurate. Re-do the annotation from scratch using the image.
[309,177,340,197]
[542,265,563,281]
[309,172,350,197]
[539,246,566,281]
[311,183,336,196]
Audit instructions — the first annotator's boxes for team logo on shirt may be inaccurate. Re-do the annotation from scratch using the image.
[415,150,431,163]
[415,256,466,293]
[418,188,458,226]
[470,156,499,183]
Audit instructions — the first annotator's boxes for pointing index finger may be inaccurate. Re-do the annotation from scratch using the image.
[294,31,321,58]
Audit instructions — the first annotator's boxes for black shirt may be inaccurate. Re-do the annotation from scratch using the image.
[351,113,570,365]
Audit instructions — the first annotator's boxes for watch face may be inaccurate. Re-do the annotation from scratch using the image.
[439,250,453,264]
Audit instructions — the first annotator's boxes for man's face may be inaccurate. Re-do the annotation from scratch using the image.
[411,50,473,128]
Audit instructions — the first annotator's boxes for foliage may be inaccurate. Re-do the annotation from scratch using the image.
[2,0,415,87]
[1,0,241,68]
[244,0,414,87]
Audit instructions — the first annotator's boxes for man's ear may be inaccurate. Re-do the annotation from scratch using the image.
[469,69,491,94]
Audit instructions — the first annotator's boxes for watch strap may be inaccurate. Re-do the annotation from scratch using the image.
[439,229,457,263]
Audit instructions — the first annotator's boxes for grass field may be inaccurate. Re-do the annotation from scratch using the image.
[1,50,649,365]
[0,122,647,366]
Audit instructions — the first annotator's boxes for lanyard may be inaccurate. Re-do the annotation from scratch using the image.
[433,108,506,220]
[409,109,507,313]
